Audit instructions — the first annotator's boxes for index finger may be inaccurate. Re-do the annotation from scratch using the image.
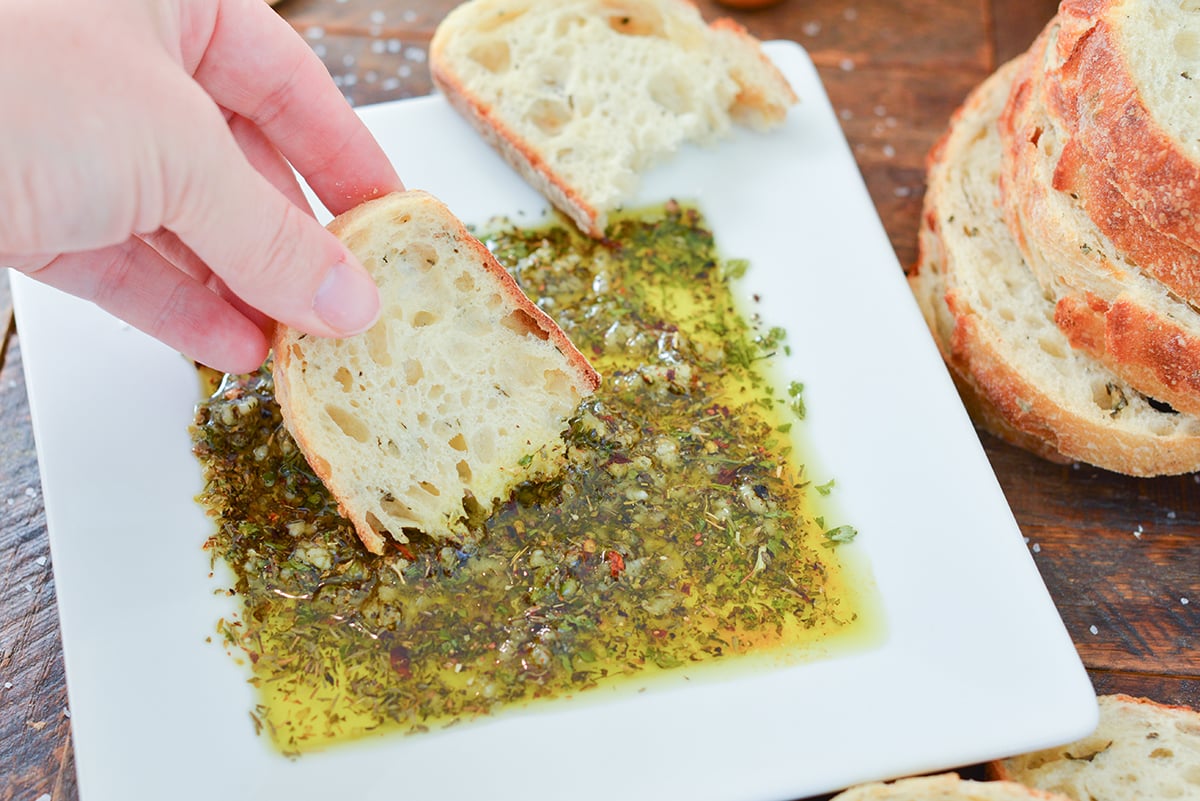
[182,0,404,215]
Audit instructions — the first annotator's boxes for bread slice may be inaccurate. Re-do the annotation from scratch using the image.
[990,694,1200,801]
[1054,0,1200,258]
[910,58,1200,476]
[830,773,1072,801]
[429,0,796,238]
[272,190,600,554]
[997,20,1200,417]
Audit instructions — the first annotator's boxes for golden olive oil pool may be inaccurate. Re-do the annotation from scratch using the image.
[191,203,877,754]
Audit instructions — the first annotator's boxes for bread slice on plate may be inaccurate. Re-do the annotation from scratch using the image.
[1054,0,1200,257]
[909,58,1200,475]
[272,190,600,554]
[830,772,1072,801]
[429,0,796,238]
[989,694,1200,801]
[997,21,1200,417]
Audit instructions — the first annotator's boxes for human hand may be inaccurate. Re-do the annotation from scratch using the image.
[0,0,405,374]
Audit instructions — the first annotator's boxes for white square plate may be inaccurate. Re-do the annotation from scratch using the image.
[12,42,1096,801]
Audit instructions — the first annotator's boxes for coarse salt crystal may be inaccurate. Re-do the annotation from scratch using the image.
[1183,597,1191,605]
[63,707,71,718]
[35,555,47,567]
[882,144,896,158]
[1089,624,1099,635]
[1031,543,1041,553]
[24,487,36,498]
[3,682,12,689]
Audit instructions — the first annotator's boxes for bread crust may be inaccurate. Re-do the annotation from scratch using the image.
[830,772,1073,801]
[913,59,1200,476]
[995,20,1200,417]
[1055,0,1200,259]
[429,0,796,239]
[988,694,1200,800]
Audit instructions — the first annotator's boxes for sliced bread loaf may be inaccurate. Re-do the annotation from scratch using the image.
[997,21,1200,417]
[429,0,796,238]
[830,773,1072,801]
[1054,0,1200,256]
[989,694,1200,801]
[272,190,600,554]
[910,58,1200,476]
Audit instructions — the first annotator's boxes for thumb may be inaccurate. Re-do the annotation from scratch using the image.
[166,116,380,339]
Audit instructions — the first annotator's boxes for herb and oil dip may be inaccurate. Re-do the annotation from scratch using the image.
[190,202,877,754]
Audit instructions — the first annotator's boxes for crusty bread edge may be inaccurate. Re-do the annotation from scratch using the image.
[271,189,600,554]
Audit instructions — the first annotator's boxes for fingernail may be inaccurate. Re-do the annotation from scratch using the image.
[314,256,380,335]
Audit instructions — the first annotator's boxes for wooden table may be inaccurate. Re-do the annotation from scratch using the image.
[3,1,1196,798]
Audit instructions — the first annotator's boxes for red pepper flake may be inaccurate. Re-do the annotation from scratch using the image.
[606,550,626,579]
[393,542,417,562]
[390,645,412,679]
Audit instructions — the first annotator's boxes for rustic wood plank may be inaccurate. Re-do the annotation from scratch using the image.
[989,0,1058,65]
[0,333,72,801]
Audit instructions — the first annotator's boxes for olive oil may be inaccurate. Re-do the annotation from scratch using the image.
[191,203,878,754]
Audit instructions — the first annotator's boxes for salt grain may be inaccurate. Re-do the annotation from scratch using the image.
[802,21,821,37]
[371,39,386,54]
[1031,543,1041,553]
[25,487,36,498]
[401,10,418,23]
[312,43,327,58]
[839,108,853,121]
[36,555,47,567]
[839,58,855,72]
[63,707,71,719]
[342,54,356,68]
[3,682,12,690]
[1183,597,1191,605]
[882,144,896,158]
[305,26,325,40]
[405,46,427,63]
[36,795,51,801]
[844,8,859,21]
[873,104,887,117]
[387,39,403,54]
[1167,510,1177,520]
[1089,624,1099,635]
[893,186,912,198]
[369,9,386,23]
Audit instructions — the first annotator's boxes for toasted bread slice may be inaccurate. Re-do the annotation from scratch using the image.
[831,773,1073,801]
[996,21,1200,417]
[429,0,796,238]
[989,694,1200,801]
[272,190,600,554]
[910,59,1200,476]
